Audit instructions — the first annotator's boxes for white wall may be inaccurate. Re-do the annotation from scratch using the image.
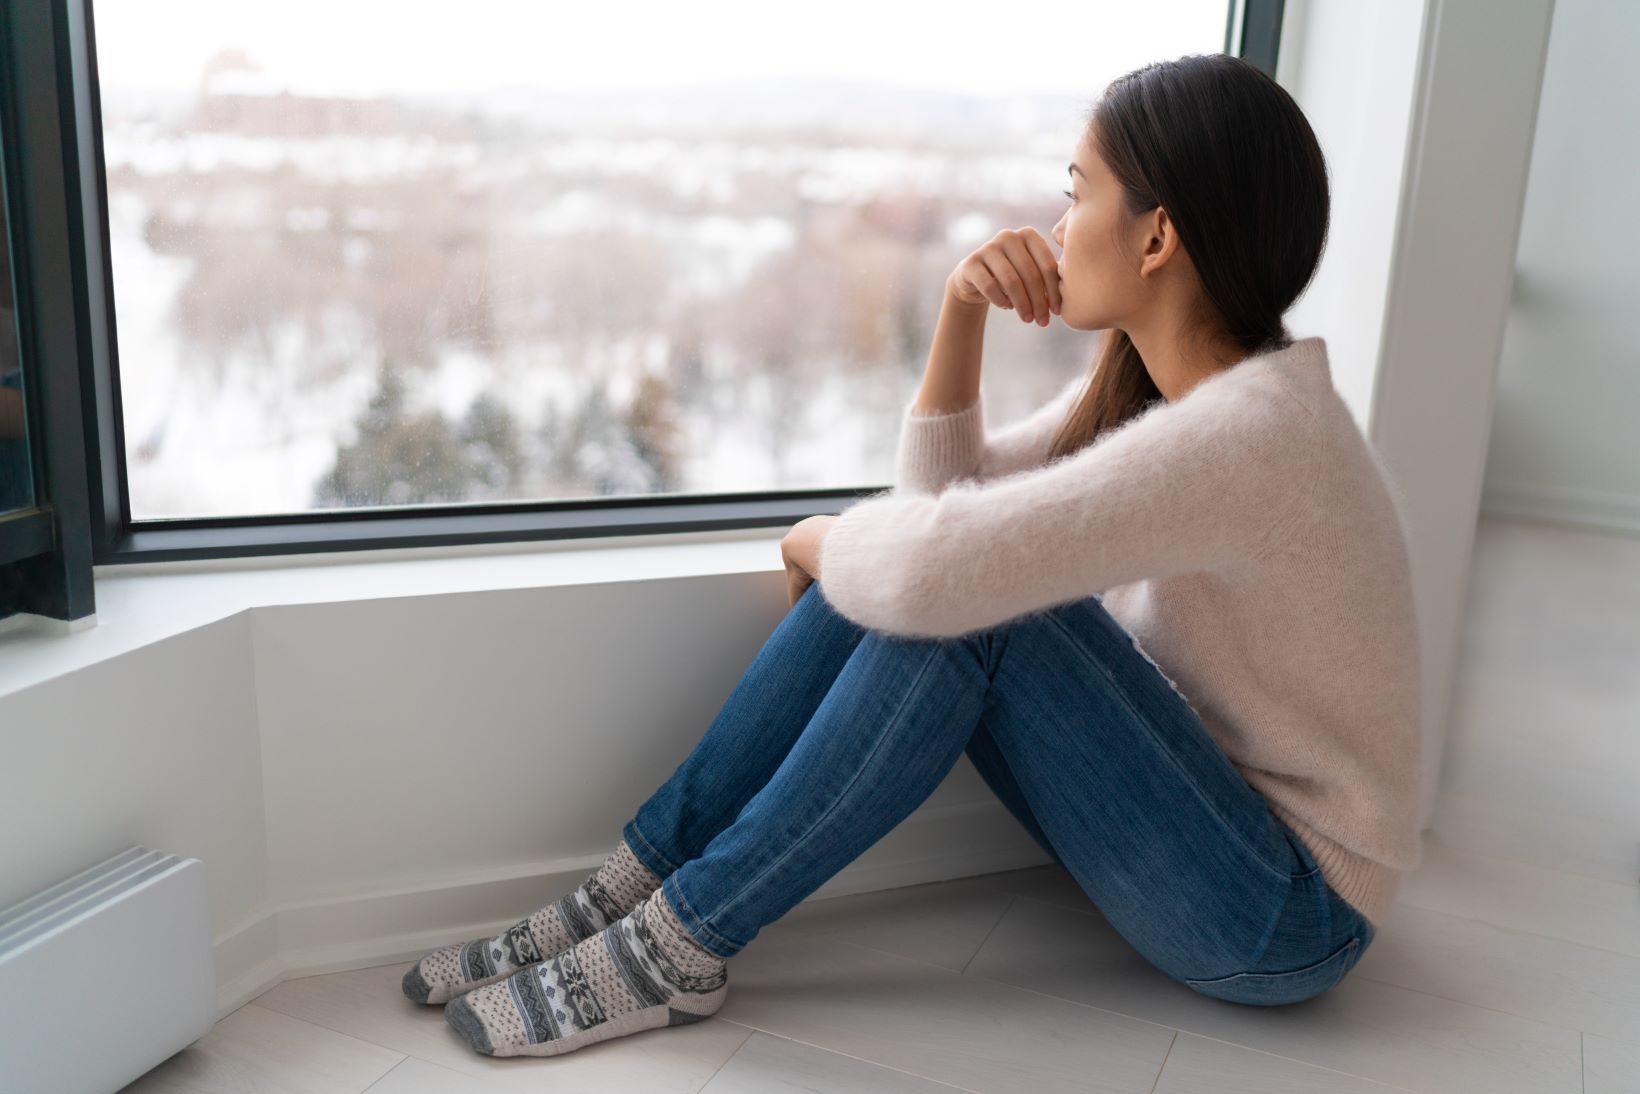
[1278,0,1428,425]
[1479,0,1640,534]
[0,615,270,973]
[0,573,1050,1018]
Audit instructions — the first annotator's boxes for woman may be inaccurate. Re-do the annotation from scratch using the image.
[405,52,1424,1058]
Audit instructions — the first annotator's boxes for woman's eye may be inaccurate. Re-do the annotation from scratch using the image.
[1061,189,1076,202]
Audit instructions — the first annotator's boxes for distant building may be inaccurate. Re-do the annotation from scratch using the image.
[192,67,406,137]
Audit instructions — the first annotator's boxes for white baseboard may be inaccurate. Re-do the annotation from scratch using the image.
[210,797,1055,1022]
[1481,479,1640,536]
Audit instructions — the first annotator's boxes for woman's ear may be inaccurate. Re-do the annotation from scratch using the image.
[1136,207,1182,280]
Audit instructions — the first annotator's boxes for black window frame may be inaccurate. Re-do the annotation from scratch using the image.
[0,0,1282,623]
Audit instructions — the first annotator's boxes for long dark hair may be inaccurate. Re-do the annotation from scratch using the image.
[1046,53,1330,462]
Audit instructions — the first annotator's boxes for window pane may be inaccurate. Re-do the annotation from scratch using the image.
[94,0,1226,521]
[0,167,33,514]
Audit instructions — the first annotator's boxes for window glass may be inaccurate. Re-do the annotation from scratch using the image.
[94,0,1226,520]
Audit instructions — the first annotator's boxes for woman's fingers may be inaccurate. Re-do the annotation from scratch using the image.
[787,566,813,608]
[979,248,1032,318]
[997,232,1049,324]
[950,227,1060,325]
[1019,228,1063,317]
[967,258,1013,312]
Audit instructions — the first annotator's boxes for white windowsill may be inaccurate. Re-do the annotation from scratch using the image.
[0,526,789,701]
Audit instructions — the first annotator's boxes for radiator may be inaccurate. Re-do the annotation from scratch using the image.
[0,846,216,1094]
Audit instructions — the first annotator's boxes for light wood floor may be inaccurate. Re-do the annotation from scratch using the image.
[120,516,1640,1093]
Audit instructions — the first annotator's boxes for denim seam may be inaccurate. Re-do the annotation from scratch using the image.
[1043,612,1292,886]
[665,872,742,957]
[699,642,944,936]
[624,818,683,876]
[1244,879,1289,969]
[1279,824,1323,880]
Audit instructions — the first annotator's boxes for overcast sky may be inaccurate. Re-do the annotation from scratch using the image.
[92,0,1227,98]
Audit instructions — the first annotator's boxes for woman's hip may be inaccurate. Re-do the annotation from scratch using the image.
[977,595,1374,1002]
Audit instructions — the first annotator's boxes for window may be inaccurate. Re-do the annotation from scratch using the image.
[1,203,32,516]
[1,0,1282,623]
[1,0,100,623]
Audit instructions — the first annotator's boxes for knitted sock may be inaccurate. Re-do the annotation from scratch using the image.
[444,886,729,1057]
[402,836,664,1006]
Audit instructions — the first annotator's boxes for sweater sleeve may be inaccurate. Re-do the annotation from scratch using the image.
[894,374,1086,496]
[819,378,1319,638]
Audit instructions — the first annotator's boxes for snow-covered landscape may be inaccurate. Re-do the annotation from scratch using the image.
[92,5,1223,520]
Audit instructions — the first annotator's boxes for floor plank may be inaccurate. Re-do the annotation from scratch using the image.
[1581,1032,1640,1094]
[119,1002,403,1094]
[713,925,1177,1093]
[1151,1032,1416,1094]
[962,895,1582,1094]
[700,1029,977,1093]
[252,958,752,1091]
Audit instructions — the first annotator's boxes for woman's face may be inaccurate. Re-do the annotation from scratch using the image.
[1051,137,1151,333]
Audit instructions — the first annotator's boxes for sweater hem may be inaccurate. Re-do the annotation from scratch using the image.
[1268,803,1405,929]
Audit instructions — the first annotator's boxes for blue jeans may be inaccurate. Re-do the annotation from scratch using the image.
[622,581,1375,1006]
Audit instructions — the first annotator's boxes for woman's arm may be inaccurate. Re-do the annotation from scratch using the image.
[975,374,1084,480]
[822,377,1321,639]
[911,281,990,416]
[895,228,1065,495]
[896,369,1084,496]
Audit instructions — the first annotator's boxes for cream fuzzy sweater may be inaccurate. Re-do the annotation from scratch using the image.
[817,336,1423,926]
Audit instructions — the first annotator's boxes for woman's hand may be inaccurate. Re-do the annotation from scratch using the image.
[781,514,838,608]
[947,226,1062,327]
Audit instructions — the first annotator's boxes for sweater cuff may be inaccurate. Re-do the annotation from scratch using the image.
[816,492,917,635]
[895,395,984,496]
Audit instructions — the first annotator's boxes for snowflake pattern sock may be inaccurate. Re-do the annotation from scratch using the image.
[443,886,729,1057]
[402,835,664,1005]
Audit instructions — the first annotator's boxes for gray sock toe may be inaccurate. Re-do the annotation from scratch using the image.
[401,964,432,1004]
[444,997,493,1055]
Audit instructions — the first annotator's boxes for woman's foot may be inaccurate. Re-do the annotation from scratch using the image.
[443,887,729,1057]
[401,836,663,1005]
